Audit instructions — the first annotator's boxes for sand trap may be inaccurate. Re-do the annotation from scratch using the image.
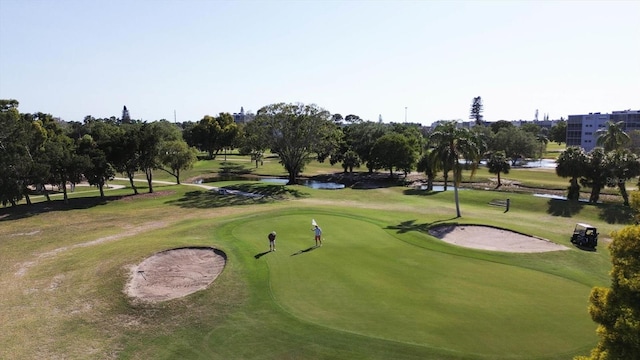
[125,247,226,302]
[428,225,569,253]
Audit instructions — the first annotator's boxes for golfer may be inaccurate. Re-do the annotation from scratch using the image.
[313,225,322,247]
[268,231,276,252]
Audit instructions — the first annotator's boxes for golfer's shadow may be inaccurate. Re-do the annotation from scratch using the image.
[291,246,318,256]
[254,251,271,259]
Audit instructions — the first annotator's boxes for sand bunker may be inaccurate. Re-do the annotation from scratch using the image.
[125,247,226,302]
[428,225,569,253]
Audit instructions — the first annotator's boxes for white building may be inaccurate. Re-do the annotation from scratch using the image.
[566,110,640,151]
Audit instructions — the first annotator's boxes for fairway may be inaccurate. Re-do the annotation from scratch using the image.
[229,211,596,357]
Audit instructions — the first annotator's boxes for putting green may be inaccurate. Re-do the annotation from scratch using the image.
[232,211,596,357]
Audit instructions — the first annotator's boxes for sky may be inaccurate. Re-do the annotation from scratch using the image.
[1,0,639,125]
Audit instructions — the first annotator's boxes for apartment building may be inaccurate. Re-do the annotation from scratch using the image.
[566,110,640,151]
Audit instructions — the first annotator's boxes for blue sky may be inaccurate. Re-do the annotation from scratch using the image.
[1,0,638,125]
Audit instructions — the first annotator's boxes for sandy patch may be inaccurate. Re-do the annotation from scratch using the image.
[428,225,569,253]
[125,247,226,302]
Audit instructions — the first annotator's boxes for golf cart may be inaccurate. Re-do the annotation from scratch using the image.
[570,223,598,249]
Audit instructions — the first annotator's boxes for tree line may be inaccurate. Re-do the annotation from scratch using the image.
[0,98,620,212]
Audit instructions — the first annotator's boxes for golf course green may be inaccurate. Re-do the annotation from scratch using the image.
[228,210,596,358]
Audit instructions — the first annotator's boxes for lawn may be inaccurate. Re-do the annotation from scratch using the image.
[0,156,632,359]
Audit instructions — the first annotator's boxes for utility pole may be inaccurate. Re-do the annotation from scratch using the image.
[405,107,407,122]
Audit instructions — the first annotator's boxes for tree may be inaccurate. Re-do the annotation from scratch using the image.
[556,147,588,201]
[370,133,417,178]
[341,121,388,173]
[535,131,549,160]
[606,150,640,206]
[138,121,182,193]
[188,113,239,159]
[596,120,630,152]
[520,122,541,136]
[110,123,141,194]
[470,96,483,125]
[238,120,269,168]
[549,120,567,145]
[580,147,609,204]
[340,150,361,174]
[253,103,338,184]
[344,114,362,123]
[486,151,510,188]
[216,112,240,161]
[575,225,640,360]
[490,120,513,134]
[158,140,198,184]
[0,100,31,206]
[429,121,482,217]
[491,126,538,165]
[77,134,115,198]
[630,191,640,223]
[417,150,440,191]
[42,131,82,204]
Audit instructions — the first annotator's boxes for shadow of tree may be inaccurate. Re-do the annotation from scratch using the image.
[166,185,308,209]
[219,162,253,175]
[546,199,584,217]
[598,204,635,224]
[402,188,445,197]
[224,184,308,198]
[0,195,121,222]
[386,218,459,234]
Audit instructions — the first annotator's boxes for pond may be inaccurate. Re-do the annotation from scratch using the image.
[419,185,467,192]
[520,159,557,168]
[533,193,592,202]
[261,178,345,189]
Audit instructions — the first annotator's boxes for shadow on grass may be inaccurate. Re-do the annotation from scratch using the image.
[572,244,598,252]
[546,199,584,217]
[0,195,122,222]
[224,184,308,198]
[219,162,253,175]
[291,246,318,256]
[598,203,635,224]
[166,184,308,209]
[254,250,271,259]
[402,188,445,197]
[386,218,459,234]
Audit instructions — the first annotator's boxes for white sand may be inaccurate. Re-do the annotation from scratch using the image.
[428,225,569,253]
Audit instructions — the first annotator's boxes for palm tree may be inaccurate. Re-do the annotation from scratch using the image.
[556,147,588,201]
[429,121,482,217]
[596,121,630,152]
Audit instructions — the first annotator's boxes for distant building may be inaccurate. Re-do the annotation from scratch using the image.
[233,106,255,124]
[566,110,640,151]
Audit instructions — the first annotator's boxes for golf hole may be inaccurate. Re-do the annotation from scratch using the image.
[125,247,226,302]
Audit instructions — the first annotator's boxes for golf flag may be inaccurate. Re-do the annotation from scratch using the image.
[311,219,317,226]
